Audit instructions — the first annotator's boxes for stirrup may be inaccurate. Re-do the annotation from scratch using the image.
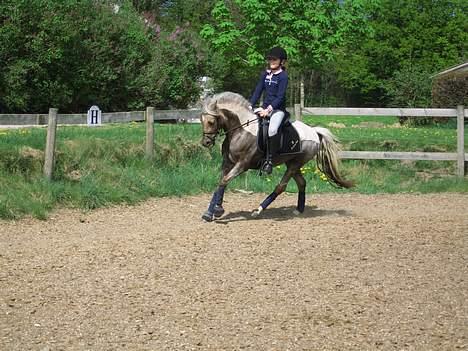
[261,159,273,175]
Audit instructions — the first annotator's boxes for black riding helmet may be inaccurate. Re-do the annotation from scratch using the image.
[266,46,288,61]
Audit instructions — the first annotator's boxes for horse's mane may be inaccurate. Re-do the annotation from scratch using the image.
[202,92,250,116]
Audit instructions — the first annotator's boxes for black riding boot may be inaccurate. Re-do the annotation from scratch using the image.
[262,134,281,175]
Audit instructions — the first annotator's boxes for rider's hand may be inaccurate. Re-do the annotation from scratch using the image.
[259,109,269,118]
[253,107,263,114]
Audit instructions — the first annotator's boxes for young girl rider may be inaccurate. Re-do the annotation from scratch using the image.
[249,46,288,175]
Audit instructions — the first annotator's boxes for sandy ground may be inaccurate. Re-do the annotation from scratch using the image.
[0,193,467,351]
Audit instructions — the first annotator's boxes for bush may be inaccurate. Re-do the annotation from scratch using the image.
[432,69,468,108]
[385,66,434,125]
[386,66,433,108]
[0,0,204,113]
[431,69,468,124]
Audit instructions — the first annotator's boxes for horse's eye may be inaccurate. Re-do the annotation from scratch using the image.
[208,120,214,125]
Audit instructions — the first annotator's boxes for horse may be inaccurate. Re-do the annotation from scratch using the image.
[200,92,353,222]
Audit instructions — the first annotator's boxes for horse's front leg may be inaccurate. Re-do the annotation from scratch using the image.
[202,162,246,222]
[212,158,234,218]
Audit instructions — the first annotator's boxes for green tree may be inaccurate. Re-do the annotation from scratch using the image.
[0,0,153,112]
[334,0,467,106]
[201,0,369,67]
[0,0,204,113]
[138,28,205,109]
[131,0,216,31]
[199,0,370,100]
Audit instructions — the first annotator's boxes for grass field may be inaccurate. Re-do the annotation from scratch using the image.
[0,116,467,219]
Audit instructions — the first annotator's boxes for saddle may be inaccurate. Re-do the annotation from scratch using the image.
[257,111,302,155]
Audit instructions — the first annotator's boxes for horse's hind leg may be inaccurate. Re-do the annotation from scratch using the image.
[252,165,297,217]
[292,171,306,215]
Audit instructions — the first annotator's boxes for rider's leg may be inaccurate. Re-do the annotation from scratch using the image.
[268,110,285,137]
[262,110,285,174]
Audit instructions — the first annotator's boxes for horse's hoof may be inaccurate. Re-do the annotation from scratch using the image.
[213,205,225,218]
[251,206,263,218]
[202,211,214,222]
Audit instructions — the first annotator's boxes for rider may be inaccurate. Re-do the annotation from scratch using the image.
[249,46,289,175]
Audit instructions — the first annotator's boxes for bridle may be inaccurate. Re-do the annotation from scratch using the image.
[202,112,260,144]
[202,112,221,144]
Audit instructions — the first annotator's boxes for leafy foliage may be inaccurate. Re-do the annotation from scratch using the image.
[201,0,370,69]
[386,66,433,108]
[432,70,468,108]
[0,0,203,113]
[334,0,467,106]
[0,0,466,112]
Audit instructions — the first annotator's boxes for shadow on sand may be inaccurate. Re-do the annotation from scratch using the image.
[215,205,351,224]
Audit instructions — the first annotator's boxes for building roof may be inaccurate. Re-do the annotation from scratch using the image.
[432,62,468,78]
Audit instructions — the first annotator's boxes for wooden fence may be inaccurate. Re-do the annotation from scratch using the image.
[0,109,200,126]
[37,107,200,180]
[295,104,467,178]
[2,105,465,179]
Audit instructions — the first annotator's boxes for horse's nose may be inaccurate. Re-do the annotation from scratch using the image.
[201,138,211,147]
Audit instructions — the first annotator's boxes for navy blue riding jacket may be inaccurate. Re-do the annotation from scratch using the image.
[249,69,288,112]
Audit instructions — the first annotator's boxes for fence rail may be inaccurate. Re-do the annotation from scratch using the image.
[301,107,468,117]
[1,105,466,179]
[0,109,201,126]
[296,104,467,178]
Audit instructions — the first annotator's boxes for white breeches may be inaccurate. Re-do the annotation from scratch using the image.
[268,110,285,136]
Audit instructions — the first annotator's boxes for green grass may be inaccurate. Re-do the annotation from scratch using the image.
[0,118,467,220]
[303,115,466,151]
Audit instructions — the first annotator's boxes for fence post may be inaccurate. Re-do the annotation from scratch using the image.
[300,76,305,108]
[457,105,465,178]
[43,108,58,180]
[294,103,302,121]
[146,106,154,159]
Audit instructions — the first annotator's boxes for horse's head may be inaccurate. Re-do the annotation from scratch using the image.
[200,92,253,147]
[200,97,220,148]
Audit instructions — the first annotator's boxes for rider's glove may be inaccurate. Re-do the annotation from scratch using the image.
[253,107,264,114]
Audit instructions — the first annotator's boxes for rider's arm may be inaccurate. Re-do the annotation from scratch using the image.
[269,72,288,110]
[249,71,266,107]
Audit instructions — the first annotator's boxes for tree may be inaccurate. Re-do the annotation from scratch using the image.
[334,0,467,106]
[0,0,205,113]
[131,0,216,31]
[199,0,370,98]
[0,0,154,112]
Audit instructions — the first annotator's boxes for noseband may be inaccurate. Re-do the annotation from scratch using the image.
[202,112,220,143]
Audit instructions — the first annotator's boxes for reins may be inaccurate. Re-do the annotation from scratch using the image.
[219,116,260,137]
[203,115,260,142]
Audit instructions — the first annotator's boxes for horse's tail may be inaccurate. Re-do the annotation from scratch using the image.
[314,127,354,189]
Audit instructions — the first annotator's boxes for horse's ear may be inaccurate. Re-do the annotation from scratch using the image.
[203,96,218,116]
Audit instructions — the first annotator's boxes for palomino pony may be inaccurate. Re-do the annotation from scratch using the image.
[200,92,353,222]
